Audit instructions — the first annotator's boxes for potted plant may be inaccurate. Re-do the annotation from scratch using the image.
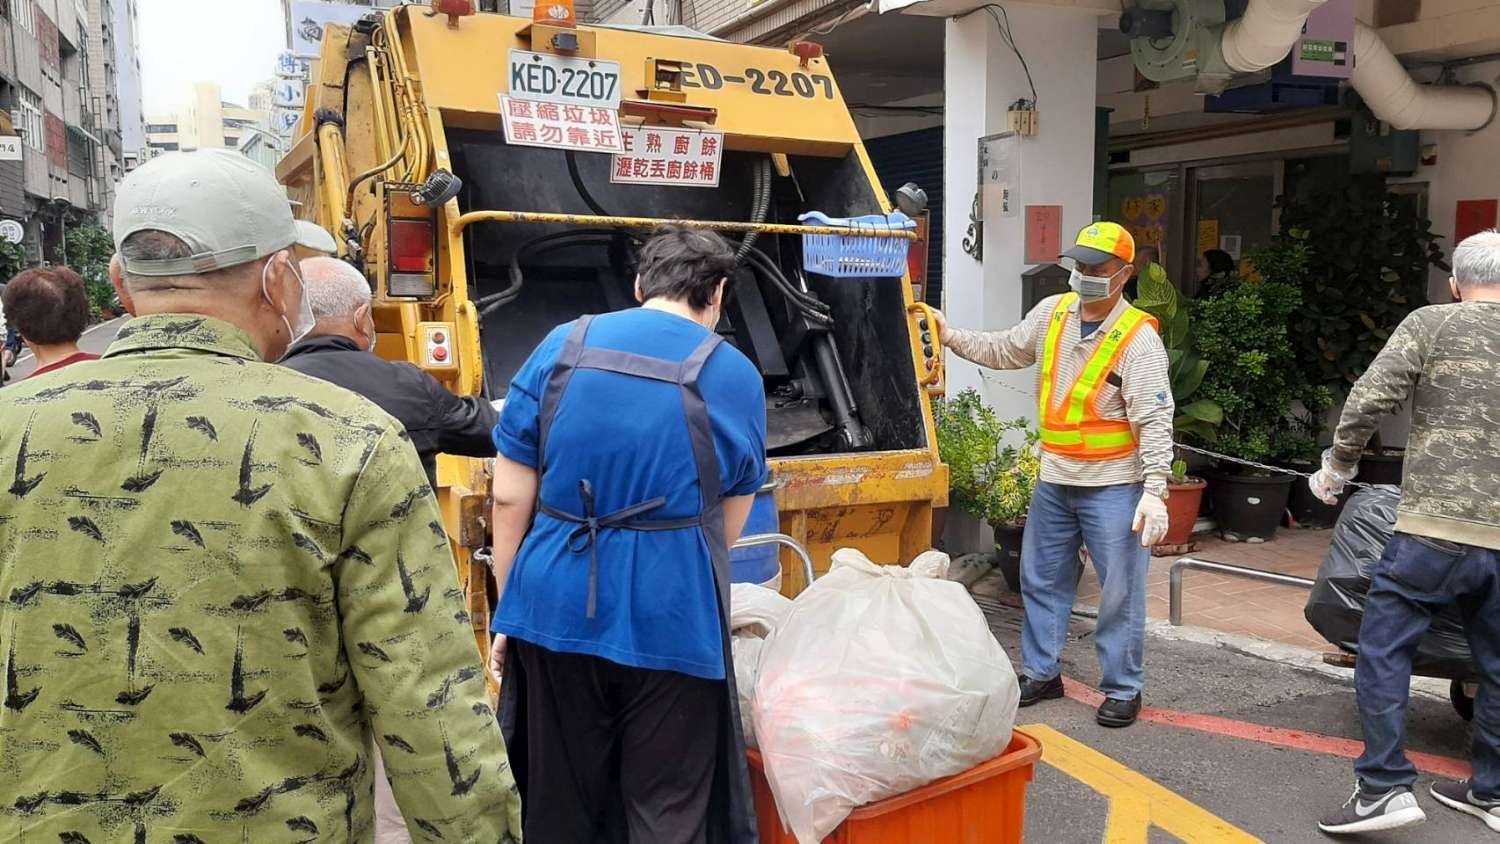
[1190,264,1324,541]
[1274,179,1437,491]
[932,389,1008,550]
[1158,459,1205,547]
[1133,262,1220,547]
[981,424,1040,593]
[932,390,1039,590]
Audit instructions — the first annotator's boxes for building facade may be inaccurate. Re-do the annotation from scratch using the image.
[146,81,269,155]
[111,0,147,173]
[0,0,139,265]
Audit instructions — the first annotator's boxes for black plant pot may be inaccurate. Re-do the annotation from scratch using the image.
[1206,472,1295,540]
[1358,450,1405,486]
[993,522,1026,594]
[1283,460,1348,528]
[992,521,1085,595]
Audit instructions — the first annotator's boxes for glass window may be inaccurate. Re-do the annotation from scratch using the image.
[15,90,43,151]
[1108,169,1182,284]
[1189,161,1277,296]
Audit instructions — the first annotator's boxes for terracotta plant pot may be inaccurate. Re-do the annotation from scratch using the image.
[1164,478,1207,546]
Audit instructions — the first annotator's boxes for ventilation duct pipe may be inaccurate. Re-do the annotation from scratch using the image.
[1349,22,1495,131]
[1220,0,1325,73]
[1218,0,1495,131]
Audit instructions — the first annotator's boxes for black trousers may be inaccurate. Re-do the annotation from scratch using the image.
[510,639,724,844]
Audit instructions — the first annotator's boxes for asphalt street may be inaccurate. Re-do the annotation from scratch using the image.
[977,583,1482,843]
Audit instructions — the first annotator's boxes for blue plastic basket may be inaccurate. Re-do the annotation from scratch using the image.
[798,211,916,278]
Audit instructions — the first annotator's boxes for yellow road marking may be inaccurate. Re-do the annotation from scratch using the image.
[1021,724,1262,843]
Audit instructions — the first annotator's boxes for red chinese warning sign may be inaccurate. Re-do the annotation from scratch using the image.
[611,126,724,188]
[499,95,623,153]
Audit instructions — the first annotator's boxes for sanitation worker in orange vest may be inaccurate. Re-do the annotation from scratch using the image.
[930,222,1173,728]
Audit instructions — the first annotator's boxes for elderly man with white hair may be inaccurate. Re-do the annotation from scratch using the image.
[1313,229,1500,836]
[282,256,498,489]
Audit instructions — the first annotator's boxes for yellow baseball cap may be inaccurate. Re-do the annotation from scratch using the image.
[1062,222,1135,266]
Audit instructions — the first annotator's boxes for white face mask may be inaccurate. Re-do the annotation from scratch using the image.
[1069,266,1122,301]
[263,254,315,345]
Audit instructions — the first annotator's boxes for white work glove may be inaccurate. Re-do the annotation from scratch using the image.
[1309,448,1358,505]
[1132,490,1169,548]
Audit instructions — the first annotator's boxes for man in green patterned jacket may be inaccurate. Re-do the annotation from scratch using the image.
[0,150,522,842]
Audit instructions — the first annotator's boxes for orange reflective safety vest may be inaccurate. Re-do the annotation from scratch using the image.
[1038,293,1159,460]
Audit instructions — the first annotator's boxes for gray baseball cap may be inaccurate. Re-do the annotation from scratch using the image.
[113,149,336,277]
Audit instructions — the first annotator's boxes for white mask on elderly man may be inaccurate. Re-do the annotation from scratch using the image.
[1068,266,1123,301]
[263,253,316,345]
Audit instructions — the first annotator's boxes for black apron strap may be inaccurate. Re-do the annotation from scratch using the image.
[676,332,758,844]
[537,315,594,471]
[576,347,683,383]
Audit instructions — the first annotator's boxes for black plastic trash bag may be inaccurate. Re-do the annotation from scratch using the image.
[1304,485,1475,680]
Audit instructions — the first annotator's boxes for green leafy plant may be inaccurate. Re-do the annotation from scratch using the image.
[933,389,1007,520]
[1132,262,1222,441]
[0,238,25,282]
[1170,459,1190,484]
[1275,178,1437,395]
[62,224,118,319]
[981,426,1041,527]
[1190,265,1331,468]
[932,389,1039,526]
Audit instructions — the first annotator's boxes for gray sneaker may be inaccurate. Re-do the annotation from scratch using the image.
[1430,780,1500,832]
[1317,784,1426,834]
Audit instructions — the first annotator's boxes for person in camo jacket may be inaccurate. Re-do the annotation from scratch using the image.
[1313,229,1500,836]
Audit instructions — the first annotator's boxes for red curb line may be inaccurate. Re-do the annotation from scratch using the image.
[1059,677,1473,781]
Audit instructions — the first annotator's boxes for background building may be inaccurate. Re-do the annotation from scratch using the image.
[111,0,147,173]
[146,81,269,154]
[0,0,141,264]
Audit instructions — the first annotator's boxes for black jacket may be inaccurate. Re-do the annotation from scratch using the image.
[281,335,498,487]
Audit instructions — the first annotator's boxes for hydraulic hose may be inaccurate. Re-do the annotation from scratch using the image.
[735,158,772,265]
[566,150,613,217]
[478,229,643,317]
[743,247,831,323]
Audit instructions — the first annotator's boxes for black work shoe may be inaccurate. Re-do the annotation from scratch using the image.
[1318,783,1425,834]
[1018,675,1064,707]
[1430,780,1500,832]
[1095,694,1141,728]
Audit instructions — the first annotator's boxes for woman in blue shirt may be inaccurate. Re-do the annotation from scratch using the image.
[489,226,769,844]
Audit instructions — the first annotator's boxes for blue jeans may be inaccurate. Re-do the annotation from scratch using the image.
[1355,531,1500,797]
[1019,481,1150,700]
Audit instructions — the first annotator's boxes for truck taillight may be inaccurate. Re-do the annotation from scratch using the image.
[389,218,436,298]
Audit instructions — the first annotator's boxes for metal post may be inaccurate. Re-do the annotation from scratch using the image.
[1168,557,1316,626]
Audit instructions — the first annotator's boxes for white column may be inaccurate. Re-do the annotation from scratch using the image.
[942,5,1100,421]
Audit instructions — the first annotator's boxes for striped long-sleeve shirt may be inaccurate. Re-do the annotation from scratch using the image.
[945,294,1174,489]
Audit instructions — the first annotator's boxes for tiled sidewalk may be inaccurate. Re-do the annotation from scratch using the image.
[1075,529,1334,651]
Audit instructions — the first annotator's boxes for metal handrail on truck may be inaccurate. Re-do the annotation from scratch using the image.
[1168,557,1315,626]
[732,533,816,592]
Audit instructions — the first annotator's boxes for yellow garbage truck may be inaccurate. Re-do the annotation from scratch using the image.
[278,4,948,662]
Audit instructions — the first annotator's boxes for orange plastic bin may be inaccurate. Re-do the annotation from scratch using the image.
[747,730,1042,844]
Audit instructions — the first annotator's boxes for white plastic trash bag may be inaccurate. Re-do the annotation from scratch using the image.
[752,548,1019,844]
[731,583,793,749]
